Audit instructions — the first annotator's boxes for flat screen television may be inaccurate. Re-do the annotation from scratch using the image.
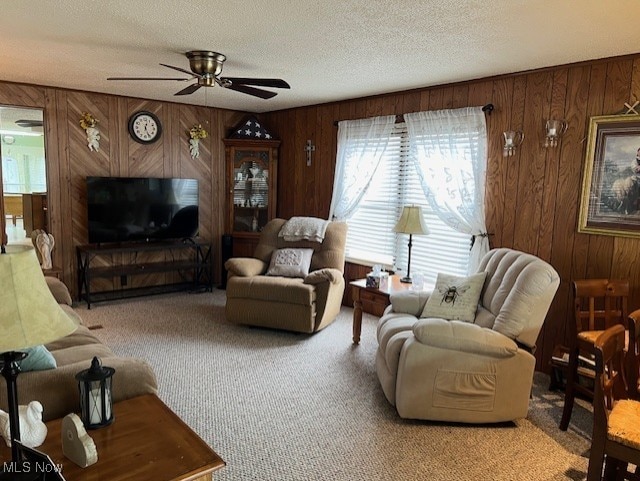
[86,176,199,244]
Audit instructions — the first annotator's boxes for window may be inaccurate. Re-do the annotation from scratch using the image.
[345,123,471,288]
[2,154,46,193]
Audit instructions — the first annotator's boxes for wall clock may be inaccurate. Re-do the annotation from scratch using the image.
[128,111,162,144]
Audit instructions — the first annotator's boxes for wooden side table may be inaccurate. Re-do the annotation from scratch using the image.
[0,394,225,481]
[350,275,415,344]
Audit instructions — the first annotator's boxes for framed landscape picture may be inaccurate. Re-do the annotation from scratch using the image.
[578,114,640,238]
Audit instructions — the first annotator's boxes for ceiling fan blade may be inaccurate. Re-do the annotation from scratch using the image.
[160,63,199,77]
[221,77,290,89]
[108,77,192,81]
[15,119,43,127]
[175,83,202,96]
[225,84,277,99]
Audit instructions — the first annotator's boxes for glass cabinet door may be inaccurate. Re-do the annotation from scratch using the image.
[232,150,269,232]
[225,138,279,238]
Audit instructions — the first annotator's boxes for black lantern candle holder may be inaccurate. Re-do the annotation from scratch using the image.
[75,356,115,429]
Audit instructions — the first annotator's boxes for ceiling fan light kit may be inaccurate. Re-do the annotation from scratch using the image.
[108,50,290,99]
[187,50,226,77]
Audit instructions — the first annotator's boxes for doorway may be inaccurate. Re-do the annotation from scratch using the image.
[0,105,46,246]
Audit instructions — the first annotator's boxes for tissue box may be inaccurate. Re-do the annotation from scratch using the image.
[366,271,389,290]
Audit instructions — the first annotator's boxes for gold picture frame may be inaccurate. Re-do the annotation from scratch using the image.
[578,114,640,238]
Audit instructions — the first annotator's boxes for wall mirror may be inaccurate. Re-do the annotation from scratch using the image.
[0,105,47,246]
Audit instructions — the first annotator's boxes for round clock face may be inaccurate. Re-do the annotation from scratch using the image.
[128,111,162,144]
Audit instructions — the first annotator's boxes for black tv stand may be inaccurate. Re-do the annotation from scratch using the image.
[76,239,212,308]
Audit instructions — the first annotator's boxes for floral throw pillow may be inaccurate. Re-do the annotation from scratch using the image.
[266,248,314,278]
[421,272,487,322]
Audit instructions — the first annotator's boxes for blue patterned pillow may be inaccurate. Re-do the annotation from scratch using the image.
[19,345,57,372]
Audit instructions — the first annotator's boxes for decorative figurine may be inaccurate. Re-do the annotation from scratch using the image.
[61,413,98,468]
[79,112,100,152]
[188,124,208,159]
[189,138,200,159]
[35,231,55,270]
[86,127,100,152]
[0,401,47,448]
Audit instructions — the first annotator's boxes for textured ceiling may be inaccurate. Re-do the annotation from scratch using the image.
[1,1,639,114]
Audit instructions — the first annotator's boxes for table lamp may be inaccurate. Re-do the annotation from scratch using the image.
[394,205,429,283]
[0,245,77,473]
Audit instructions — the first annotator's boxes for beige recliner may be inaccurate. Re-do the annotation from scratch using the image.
[376,248,560,423]
[224,218,347,333]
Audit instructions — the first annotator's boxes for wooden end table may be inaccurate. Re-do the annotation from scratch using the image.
[350,274,416,344]
[0,394,225,481]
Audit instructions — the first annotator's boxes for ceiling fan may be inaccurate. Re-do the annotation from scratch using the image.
[15,119,43,128]
[108,51,290,99]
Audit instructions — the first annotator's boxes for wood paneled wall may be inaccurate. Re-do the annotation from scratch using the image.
[262,53,640,371]
[0,81,246,294]
[3,53,640,371]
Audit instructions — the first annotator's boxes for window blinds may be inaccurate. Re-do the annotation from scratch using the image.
[344,123,471,288]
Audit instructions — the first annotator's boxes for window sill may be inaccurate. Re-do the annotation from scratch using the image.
[345,256,394,271]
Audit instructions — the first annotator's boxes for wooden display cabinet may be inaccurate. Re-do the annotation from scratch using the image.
[224,138,279,256]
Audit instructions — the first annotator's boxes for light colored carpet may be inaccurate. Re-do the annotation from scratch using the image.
[75,290,594,481]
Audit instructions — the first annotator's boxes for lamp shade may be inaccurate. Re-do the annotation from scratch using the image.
[0,245,77,352]
[394,206,430,235]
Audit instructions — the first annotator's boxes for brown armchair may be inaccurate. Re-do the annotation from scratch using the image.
[224,218,347,333]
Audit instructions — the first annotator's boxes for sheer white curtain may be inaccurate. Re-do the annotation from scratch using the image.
[404,107,489,273]
[329,115,396,220]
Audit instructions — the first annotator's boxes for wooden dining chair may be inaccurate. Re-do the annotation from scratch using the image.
[587,324,640,481]
[559,279,629,431]
[626,309,640,401]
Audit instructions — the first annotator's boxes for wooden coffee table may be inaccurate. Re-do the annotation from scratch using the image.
[0,394,225,481]
[350,274,417,344]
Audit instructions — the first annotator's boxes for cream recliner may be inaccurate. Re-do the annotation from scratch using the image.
[376,248,560,423]
[224,218,347,333]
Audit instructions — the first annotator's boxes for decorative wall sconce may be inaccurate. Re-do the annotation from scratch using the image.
[503,130,524,157]
[79,112,100,152]
[544,119,568,148]
[188,124,208,159]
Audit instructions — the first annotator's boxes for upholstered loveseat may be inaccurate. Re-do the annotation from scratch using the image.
[376,248,560,423]
[224,218,347,333]
[0,277,158,422]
